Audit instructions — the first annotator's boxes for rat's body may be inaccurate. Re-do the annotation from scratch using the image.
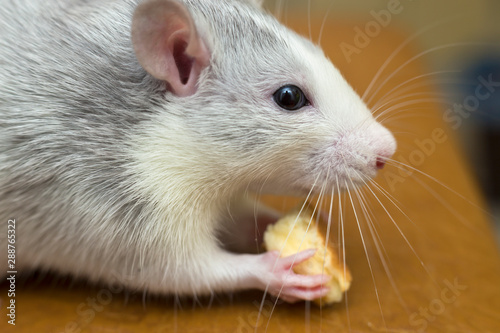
[0,0,395,302]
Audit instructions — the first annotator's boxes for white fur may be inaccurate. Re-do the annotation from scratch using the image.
[0,0,395,299]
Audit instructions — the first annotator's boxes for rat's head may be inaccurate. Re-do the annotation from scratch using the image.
[131,0,396,196]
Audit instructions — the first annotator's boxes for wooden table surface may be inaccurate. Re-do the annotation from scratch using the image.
[2,16,500,333]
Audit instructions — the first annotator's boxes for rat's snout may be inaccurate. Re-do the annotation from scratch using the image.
[320,121,396,185]
[368,124,397,172]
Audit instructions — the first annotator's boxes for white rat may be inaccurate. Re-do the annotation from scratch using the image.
[0,0,396,303]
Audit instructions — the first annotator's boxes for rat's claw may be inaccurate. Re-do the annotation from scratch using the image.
[279,286,331,303]
[278,248,317,267]
[284,273,331,288]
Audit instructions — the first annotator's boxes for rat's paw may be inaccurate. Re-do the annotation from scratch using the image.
[257,249,331,303]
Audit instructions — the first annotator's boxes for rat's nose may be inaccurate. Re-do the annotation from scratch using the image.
[376,157,386,169]
[374,147,394,170]
[371,128,396,171]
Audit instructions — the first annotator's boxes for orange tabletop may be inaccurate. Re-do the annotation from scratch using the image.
[2,16,500,333]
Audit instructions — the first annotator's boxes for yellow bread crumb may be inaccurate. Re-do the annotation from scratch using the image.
[263,206,352,305]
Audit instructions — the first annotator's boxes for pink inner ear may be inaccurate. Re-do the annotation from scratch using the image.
[131,0,210,97]
[173,39,192,85]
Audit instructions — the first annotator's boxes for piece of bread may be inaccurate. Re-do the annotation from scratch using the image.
[263,206,352,305]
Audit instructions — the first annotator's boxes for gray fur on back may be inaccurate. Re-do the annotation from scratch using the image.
[0,0,307,285]
[1,0,158,270]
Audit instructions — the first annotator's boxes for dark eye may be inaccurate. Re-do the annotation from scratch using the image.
[273,85,308,111]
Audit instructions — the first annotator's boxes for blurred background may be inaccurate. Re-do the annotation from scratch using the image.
[264,0,500,242]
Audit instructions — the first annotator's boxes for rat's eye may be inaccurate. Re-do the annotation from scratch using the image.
[273,85,308,111]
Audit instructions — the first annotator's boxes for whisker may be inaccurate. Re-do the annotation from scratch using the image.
[368,180,416,228]
[305,298,311,333]
[376,105,447,128]
[346,167,414,311]
[377,109,434,126]
[336,177,351,332]
[354,180,410,313]
[267,178,327,331]
[356,187,392,261]
[374,88,449,116]
[317,0,335,46]
[375,107,428,121]
[174,294,180,333]
[274,0,284,21]
[251,165,282,252]
[373,81,455,117]
[346,176,388,332]
[260,172,322,332]
[413,175,486,234]
[306,0,313,42]
[372,70,461,111]
[362,16,462,102]
[365,179,439,286]
[318,184,335,328]
[373,96,448,122]
[317,168,333,312]
[386,159,491,216]
[365,42,490,106]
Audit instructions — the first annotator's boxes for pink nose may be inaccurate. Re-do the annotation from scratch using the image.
[376,157,386,169]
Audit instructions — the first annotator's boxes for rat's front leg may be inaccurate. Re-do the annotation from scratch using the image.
[114,228,329,303]
[122,209,328,303]
[208,248,331,303]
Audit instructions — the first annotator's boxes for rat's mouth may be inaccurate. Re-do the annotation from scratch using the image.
[298,161,376,194]
[293,173,369,197]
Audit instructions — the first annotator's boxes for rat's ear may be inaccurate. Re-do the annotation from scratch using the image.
[132,0,210,97]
